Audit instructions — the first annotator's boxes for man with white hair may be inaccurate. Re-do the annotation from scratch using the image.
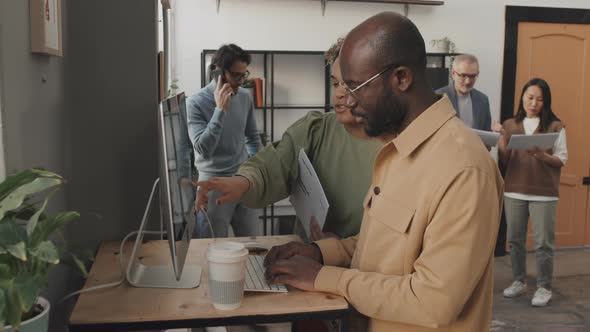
[436,54,491,131]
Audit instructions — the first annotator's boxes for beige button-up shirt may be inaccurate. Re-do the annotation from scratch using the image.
[314,96,504,331]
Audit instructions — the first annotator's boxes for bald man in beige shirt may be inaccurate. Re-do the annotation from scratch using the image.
[264,12,503,332]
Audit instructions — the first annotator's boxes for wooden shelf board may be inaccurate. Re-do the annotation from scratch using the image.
[324,0,444,5]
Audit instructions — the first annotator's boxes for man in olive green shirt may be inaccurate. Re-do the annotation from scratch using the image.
[195,42,381,239]
[239,110,380,238]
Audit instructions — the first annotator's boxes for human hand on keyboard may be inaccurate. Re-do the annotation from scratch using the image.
[264,255,322,291]
[263,241,323,267]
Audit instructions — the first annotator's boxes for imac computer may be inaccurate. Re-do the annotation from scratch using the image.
[126,93,201,289]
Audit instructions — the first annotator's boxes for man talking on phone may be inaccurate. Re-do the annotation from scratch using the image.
[187,43,262,238]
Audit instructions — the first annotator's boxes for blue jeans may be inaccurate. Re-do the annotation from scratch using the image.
[195,173,260,238]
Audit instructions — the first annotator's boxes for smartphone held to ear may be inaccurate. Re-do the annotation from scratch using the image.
[211,68,225,84]
[212,68,234,96]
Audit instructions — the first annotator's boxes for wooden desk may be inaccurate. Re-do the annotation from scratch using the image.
[68,235,350,331]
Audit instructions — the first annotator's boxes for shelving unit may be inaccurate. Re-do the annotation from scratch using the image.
[200,49,458,235]
[426,52,461,90]
[326,0,443,4]
[214,0,444,15]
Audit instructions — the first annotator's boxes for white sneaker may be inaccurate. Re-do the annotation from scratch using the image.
[531,287,552,307]
[503,280,527,298]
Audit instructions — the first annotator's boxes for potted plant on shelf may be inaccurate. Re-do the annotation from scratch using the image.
[168,79,180,97]
[0,169,83,332]
[430,37,456,53]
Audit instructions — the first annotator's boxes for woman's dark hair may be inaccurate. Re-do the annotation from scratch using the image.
[515,78,561,132]
[210,43,251,72]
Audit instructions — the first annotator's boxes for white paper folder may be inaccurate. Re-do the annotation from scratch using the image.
[506,133,559,150]
[473,129,500,147]
[289,149,329,238]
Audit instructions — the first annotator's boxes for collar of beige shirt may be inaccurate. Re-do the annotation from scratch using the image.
[390,95,456,158]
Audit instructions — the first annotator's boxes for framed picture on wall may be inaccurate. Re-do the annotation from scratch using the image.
[29,0,63,56]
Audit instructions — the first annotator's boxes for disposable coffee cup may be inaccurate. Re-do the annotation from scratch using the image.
[207,241,249,310]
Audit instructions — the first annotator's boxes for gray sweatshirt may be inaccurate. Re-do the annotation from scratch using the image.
[187,80,262,176]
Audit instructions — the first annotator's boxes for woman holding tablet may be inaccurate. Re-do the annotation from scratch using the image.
[493,78,567,307]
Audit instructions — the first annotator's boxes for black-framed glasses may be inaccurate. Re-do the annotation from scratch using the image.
[454,71,479,80]
[226,69,250,81]
[340,64,400,101]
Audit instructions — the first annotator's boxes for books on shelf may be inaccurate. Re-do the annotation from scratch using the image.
[252,78,264,108]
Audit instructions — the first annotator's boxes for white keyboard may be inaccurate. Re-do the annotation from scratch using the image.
[244,255,288,293]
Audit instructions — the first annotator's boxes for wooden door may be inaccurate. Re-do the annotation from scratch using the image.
[514,22,590,247]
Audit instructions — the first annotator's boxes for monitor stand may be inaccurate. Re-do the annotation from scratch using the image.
[126,178,201,288]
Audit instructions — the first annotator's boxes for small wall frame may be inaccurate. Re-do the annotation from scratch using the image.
[30,0,63,56]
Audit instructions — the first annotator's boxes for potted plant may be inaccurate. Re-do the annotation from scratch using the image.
[0,169,83,332]
[168,79,180,97]
[430,37,456,53]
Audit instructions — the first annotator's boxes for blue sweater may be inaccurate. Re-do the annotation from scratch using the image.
[187,80,262,176]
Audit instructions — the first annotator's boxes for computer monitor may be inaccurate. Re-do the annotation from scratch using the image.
[125,94,201,289]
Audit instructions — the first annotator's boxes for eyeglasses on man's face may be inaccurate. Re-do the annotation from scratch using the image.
[226,69,250,81]
[341,63,400,101]
[454,71,479,81]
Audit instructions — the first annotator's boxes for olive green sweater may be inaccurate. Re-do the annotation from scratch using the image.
[237,111,382,238]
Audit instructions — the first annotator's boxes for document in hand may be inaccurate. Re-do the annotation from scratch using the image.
[289,149,330,238]
[473,129,500,147]
[506,132,559,150]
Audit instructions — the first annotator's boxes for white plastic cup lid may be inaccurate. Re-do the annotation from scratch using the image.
[207,241,248,263]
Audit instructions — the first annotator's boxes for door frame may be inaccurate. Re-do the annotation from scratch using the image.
[498,6,590,251]
[0,23,6,181]
[501,5,590,121]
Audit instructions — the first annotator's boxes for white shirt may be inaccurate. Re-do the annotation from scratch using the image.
[505,117,568,201]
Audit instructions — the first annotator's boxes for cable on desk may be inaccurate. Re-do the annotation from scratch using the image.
[60,229,165,303]
[200,207,215,238]
[61,209,214,302]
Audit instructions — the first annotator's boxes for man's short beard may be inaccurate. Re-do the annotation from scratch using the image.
[364,91,407,137]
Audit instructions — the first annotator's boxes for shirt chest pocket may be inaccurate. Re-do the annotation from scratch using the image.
[361,194,415,274]
[368,193,414,234]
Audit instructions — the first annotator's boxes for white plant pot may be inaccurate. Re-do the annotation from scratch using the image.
[3,297,50,332]
[431,40,450,53]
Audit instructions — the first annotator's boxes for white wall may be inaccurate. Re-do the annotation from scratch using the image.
[174,0,590,125]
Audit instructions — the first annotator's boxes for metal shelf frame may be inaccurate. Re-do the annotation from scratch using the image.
[200,49,458,235]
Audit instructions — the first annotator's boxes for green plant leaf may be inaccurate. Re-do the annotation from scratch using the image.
[30,211,79,248]
[70,254,89,278]
[0,280,22,329]
[28,241,59,265]
[0,222,23,248]
[0,255,10,264]
[0,169,38,200]
[6,242,26,262]
[0,177,62,220]
[0,169,59,201]
[0,264,10,278]
[0,169,80,330]
[26,197,48,237]
[0,288,6,328]
[14,275,42,313]
[3,202,38,221]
